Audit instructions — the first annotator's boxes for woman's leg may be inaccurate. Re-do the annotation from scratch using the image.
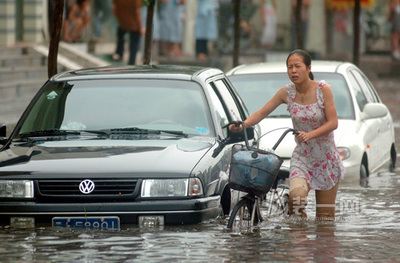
[288,177,310,218]
[315,182,339,221]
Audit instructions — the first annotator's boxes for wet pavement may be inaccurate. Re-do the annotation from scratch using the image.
[0,77,399,262]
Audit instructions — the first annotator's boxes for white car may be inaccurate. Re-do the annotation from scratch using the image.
[227,61,397,184]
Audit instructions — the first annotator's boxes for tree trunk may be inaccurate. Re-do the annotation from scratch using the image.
[295,0,303,49]
[232,0,241,67]
[48,0,64,78]
[353,0,361,66]
[143,0,155,65]
[325,4,333,56]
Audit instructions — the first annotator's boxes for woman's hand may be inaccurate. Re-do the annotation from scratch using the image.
[296,131,313,143]
[228,122,243,133]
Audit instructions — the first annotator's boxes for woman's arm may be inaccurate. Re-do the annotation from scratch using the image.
[296,83,338,142]
[230,87,286,132]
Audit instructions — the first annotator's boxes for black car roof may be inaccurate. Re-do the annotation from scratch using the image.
[51,64,224,82]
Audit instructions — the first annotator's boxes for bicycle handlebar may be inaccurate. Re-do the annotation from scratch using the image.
[271,128,298,151]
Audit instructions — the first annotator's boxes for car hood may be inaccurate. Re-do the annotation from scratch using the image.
[0,137,215,176]
[257,118,295,158]
[257,118,356,158]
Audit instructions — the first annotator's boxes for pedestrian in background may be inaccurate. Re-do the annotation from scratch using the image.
[62,0,91,42]
[158,0,186,57]
[112,0,142,65]
[195,0,218,62]
[260,0,277,49]
[88,0,112,52]
[230,49,344,221]
[389,0,400,60]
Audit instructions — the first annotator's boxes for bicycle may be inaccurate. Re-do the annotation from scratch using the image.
[227,126,297,231]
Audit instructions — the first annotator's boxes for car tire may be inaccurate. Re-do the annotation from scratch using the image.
[221,186,231,216]
[360,161,369,187]
[389,145,397,172]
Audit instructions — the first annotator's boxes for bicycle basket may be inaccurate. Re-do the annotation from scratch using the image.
[229,144,283,195]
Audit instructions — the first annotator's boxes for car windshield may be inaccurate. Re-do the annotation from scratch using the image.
[228,72,354,119]
[17,79,214,137]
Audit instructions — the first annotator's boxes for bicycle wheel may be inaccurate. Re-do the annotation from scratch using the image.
[263,185,289,217]
[227,197,259,230]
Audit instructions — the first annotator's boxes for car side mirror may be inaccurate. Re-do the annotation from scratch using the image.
[0,124,7,145]
[360,103,388,121]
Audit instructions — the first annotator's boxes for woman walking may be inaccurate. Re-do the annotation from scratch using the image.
[230,49,344,221]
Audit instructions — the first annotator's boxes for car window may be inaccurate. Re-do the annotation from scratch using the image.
[350,69,379,103]
[228,73,289,117]
[229,72,354,119]
[347,70,368,111]
[213,79,244,121]
[206,83,229,138]
[18,79,215,137]
[314,72,355,119]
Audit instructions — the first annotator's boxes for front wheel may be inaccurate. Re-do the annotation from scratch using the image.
[359,161,369,187]
[227,197,259,230]
[390,145,397,172]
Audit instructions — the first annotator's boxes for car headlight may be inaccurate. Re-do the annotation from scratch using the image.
[0,180,34,198]
[337,147,350,161]
[141,178,203,198]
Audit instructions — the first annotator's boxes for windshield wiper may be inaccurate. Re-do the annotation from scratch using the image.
[109,127,188,137]
[15,129,110,142]
[18,129,81,138]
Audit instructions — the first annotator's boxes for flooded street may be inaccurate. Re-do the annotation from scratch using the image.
[1,168,400,262]
[1,77,400,262]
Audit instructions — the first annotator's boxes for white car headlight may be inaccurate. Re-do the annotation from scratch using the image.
[141,178,203,198]
[0,180,34,198]
[337,147,351,161]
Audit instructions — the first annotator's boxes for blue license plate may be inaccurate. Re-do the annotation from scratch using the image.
[52,216,120,230]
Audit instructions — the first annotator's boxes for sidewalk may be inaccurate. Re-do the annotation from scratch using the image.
[89,41,400,79]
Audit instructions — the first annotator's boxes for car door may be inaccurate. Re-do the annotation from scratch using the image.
[351,69,392,170]
[348,68,381,171]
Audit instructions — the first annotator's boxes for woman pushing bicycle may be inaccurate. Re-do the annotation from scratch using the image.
[230,49,344,221]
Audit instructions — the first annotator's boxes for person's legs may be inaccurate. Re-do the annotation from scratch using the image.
[196,39,208,61]
[128,31,141,65]
[114,26,126,61]
[315,182,339,221]
[288,177,310,218]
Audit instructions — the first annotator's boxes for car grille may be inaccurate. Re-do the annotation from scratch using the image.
[37,179,138,197]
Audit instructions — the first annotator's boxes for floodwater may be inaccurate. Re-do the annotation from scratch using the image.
[1,78,400,262]
[1,168,399,263]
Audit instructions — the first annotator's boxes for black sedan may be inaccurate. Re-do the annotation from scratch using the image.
[0,65,255,229]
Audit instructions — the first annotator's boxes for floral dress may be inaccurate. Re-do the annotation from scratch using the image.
[287,81,344,190]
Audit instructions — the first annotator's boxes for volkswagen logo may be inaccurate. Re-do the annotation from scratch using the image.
[79,179,95,194]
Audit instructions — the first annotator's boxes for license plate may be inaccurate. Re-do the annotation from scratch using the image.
[52,216,120,230]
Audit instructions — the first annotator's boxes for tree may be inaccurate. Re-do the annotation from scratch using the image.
[353,0,361,66]
[143,0,155,65]
[48,0,64,78]
[295,0,303,49]
[232,0,241,67]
